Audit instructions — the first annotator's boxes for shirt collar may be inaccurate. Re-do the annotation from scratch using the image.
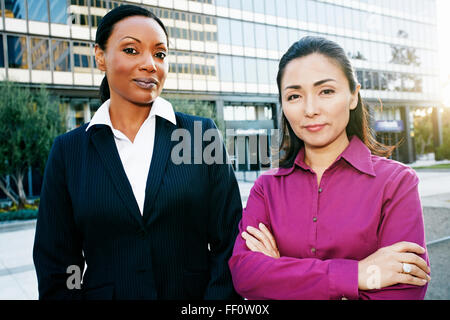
[86,96,177,133]
[274,136,376,177]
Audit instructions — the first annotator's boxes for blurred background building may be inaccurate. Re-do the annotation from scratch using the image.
[0,0,443,194]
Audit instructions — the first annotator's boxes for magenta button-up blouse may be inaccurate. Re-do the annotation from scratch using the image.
[229,136,429,300]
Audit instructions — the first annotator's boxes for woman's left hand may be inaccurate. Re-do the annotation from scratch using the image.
[241,223,280,259]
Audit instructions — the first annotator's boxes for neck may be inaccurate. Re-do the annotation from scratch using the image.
[304,133,350,173]
[108,93,153,142]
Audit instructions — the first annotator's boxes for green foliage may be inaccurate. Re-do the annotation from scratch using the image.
[0,81,66,207]
[435,108,450,161]
[165,98,224,134]
[0,209,38,222]
[413,109,434,155]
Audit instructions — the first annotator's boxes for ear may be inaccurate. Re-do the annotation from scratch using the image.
[349,83,361,111]
[94,44,106,72]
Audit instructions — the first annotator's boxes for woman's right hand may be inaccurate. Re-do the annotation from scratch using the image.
[358,241,431,290]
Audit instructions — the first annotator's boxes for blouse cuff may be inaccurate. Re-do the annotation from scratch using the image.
[329,259,359,300]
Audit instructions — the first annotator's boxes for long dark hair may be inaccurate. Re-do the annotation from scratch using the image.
[95,4,169,103]
[276,36,395,168]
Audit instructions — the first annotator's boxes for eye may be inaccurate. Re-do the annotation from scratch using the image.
[123,47,138,55]
[155,51,167,59]
[287,94,300,101]
[320,89,335,95]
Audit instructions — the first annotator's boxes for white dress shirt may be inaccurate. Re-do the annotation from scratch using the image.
[86,97,177,215]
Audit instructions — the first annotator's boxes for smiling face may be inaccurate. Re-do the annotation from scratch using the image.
[95,15,168,106]
[280,53,360,150]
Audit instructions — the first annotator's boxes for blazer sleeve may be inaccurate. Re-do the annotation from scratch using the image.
[358,167,429,300]
[33,136,85,299]
[203,119,243,300]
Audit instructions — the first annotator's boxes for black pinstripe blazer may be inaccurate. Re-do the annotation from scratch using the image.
[33,112,243,300]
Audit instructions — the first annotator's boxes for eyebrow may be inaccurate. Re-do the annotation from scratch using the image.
[120,37,167,49]
[284,78,336,91]
[120,36,141,43]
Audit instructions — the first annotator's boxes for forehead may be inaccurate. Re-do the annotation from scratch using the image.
[109,15,167,44]
[282,53,346,84]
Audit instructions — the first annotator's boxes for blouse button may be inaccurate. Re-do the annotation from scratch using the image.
[318,188,323,193]
[311,247,316,253]
[313,217,317,222]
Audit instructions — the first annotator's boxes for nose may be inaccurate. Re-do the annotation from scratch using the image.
[139,54,157,73]
[304,96,320,117]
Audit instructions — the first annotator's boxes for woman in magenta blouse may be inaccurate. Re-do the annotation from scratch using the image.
[228,36,431,300]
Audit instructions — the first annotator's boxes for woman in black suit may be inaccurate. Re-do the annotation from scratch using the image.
[33,4,242,300]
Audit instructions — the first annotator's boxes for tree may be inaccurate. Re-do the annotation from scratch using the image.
[389,30,422,93]
[436,108,450,160]
[413,109,434,156]
[165,98,224,134]
[0,81,66,209]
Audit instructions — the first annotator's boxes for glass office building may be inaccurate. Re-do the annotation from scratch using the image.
[0,0,442,170]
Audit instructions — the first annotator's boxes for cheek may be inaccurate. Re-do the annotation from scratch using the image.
[158,61,168,79]
[282,104,302,125]
[107,56,133,80]
[329,100,351,125]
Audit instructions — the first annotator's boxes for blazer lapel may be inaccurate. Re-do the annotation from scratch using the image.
[143,116,176,224]
[89,125,144,228]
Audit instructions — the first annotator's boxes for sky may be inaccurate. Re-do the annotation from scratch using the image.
[436,0,450,106]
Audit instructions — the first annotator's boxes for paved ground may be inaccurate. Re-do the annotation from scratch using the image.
[0,170,449,300]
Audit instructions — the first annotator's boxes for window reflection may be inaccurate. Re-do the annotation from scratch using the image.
[0,36,4,68]
[30,37,50,70]
[28,0,48,22]
[50,0,68,24]
[218,55,232,82]
[232,56,245,82]
[7,35,27,69]
[73,42,92,72]
[244,57,257,83]
[52,40,71,71]
[4,0,27,19]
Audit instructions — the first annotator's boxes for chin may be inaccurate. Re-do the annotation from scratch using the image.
[302,135,335,149]
[132,92,159,106]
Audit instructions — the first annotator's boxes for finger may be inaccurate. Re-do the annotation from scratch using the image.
[406,264,431,282]
[246,226,273,252]
[399,252,430,274]
[242,231,268,254]
[396,273,428,287]
[391,241,426,254]
[258,223,277,250]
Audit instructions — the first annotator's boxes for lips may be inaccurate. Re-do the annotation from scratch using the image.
[304,124,327,132]
[133,78,158,89]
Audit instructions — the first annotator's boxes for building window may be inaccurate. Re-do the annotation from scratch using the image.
[0,35,4,68]
[71,0,87,5]
[232,56,245,82]
[4,0,27,19]
[223,104,274,121]
[73,42,92,72]
[91,15,102,27]
[254,24,267,49]
[30,37,50,70]
[242,21,255,48]
[7,35,28,69]
[217,18,231,45]
[256,59,269,84]
[218,55,232,82]
[91,0,108,9]
[52,40,71,71]
[244,57,257,83]
[27,0,48,22]
[50,0,68,24]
